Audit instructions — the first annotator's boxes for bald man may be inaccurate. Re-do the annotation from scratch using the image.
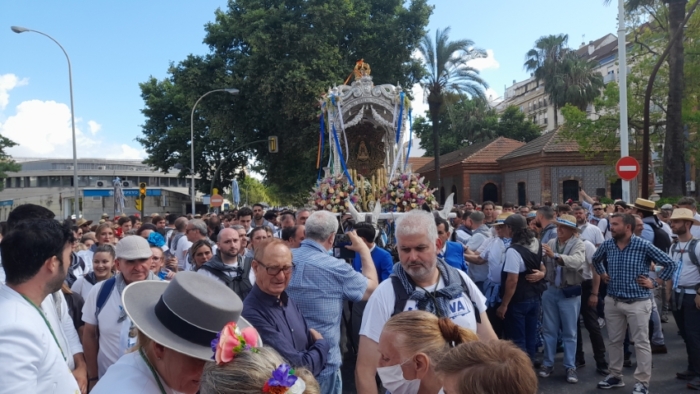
[198,228,255,300]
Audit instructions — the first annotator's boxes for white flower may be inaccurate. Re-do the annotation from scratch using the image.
[288,378,306,394]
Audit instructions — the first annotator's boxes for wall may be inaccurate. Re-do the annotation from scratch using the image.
[550,165,638,203]
[503,169,542,204]
[469,174,503,203]
[82,191,188,220]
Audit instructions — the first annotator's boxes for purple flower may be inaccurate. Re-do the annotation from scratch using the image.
[268,364,298,388]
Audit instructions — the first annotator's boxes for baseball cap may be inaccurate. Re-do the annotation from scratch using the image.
[115,236,153,260]
[661,204,673,211]
[504,214,527,231]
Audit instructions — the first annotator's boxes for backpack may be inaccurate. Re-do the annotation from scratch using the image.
[169,232,185,251]
[95,277,116,324]
[390,271,481,323]
[671,238,700,268]
[199,258,253,300]
[651,224,672,253]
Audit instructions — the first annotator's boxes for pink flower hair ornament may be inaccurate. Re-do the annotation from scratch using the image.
[211,322,260,365]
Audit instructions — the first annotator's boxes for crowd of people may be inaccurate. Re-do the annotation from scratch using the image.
[0,191,699,394]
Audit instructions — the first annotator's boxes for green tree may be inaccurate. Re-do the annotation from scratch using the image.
[418,27,488,197]
[495,106,542,142]
[0,135,20,191]
[139,0,432,198]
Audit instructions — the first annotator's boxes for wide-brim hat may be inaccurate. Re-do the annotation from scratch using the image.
[553,214,581,233]
[633,198,656,212]
[669,208,700,226]
[76,218,93,227]
[492,212,514,226]
[101,213,110,218]
[122,271,260,361]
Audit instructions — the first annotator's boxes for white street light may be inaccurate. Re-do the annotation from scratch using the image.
[190,88,239,214]
[11,26,80,217]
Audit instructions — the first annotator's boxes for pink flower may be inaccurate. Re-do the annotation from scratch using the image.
[214,323,259,365]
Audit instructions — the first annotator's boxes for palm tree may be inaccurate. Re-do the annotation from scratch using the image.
[558,53,604,111]
[418,27,488,200]
[524,34,570,128]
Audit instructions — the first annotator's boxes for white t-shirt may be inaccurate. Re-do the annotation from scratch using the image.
[455,229,471,245]
[42,292,83,371]
[503,248,527,274]
[670,240,700,288]
[175,236,193,271]
[693,214,700,239]
[580,224,604,246]
[581,239,596,281]
[91,351,184,394]
[359,270,486,343]
[71,276,95,300]
[82,280,133,377]
[480,238,506,283]
[596,218,612,241]
[466,233,490,283]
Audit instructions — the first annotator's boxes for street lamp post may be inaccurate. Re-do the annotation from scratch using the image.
[190,88,239,214]
[12,26,80,217]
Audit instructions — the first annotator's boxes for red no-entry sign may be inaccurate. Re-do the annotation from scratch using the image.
[616,156,640,181]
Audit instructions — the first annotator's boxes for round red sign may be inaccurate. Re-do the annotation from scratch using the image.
[210,194,224,207]
[616,156,640,181]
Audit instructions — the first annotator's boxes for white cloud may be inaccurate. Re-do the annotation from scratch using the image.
[0,74,29,110]
[468,49,500,71]
[105,144,146,160]
[88,120,102,135]
[485,88,503,105]
[411,83,429,118]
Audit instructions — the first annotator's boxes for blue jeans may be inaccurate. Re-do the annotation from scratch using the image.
[317,369,342,394]
[505,297,541,361]
[542,287,581,369]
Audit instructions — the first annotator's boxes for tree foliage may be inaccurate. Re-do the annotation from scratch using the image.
[138,0,432,204]
[413,97,540,157]
[0,134,20,191]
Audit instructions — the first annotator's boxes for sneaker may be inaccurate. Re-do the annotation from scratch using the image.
[599,317,606,328]
[566,368,578,384]
[576,359,586,369]
[677,370,698,380]
[596,365,611,376]
[688,377,700,390]
[632,382,648,394]
[598,375,625,389]
[651,344,667,354]
[538,365,554,378]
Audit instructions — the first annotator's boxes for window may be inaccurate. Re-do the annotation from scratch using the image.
[483,183,498,203]
[28,177,37,187]
[38,177,49,187]
[517,182,526,206]
[15,177,23,188]
[49,176,61,187]
[62,176,73,187]
[5,178,12,189]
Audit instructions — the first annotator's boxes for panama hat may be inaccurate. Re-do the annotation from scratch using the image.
[76,218,93,227]
[669,208,700,226]
[633,198,656,212]
[122,271,260,361]
[553,214,581,233]
[492,212,514,226]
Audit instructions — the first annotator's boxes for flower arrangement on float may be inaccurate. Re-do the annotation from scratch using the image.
[309,175,359,214]
[381,172,438,212]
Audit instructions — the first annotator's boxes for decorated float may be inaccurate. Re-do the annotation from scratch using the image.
[310,61,453,242]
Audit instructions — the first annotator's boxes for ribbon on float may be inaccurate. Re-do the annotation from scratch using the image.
[317,108,326,181]
[395,92,405,144]
[404,108,413,171]
[331,123,354,187]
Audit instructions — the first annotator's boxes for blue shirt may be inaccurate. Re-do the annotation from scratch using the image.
[288,239,368,378]
[540,223,558,245]
[592,235,677,299]
[242,285,330,377]
[352,245,394,282]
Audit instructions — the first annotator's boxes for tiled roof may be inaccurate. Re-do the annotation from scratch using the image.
[416,137,524,173]
[406,157,432,172]
[498,128,580,160]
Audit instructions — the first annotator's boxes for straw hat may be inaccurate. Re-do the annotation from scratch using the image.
[633,198,656,212]
[492,212,514,226]
[553,214,581,233]
[76,218,93,227]
[669,208,700,226]
[122,272,259,361]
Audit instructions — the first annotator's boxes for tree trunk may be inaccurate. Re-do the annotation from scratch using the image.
[428,97,442,202]
[662,0,688,197]
[553,104,559,129]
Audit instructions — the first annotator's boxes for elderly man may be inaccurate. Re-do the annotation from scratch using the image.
[538,215,586,384]
[198,228,254,300]
[0,219,81,393]
[282,225,305,249]
[242,239,330,377]
[356,210,496,394]
[668,208,700,389]
[296,208,312,225]
[287,210,378,394]
[82,236,156,391]
[593,214,676,394]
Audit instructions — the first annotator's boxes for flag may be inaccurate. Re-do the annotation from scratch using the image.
[232,179,241,207]
[113,177,125,214]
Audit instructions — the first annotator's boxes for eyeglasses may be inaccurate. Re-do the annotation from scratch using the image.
[593,208,603,211]
[257,261,295,276]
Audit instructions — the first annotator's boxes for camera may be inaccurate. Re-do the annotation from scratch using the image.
[333,233,356,260]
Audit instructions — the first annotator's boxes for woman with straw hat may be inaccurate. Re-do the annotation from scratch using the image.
[91,272,259,394]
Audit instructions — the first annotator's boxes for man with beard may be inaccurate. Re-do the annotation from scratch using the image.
[198,228,254,300]
[593,214,676,394]
[356,210,496,394]
[668,208,700,389]
[0,219,81,393]
[252,203,274,229]
[82,236,156,390]
[275,210,296,238]
[482,201,497,227]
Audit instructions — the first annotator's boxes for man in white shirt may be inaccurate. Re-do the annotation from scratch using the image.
[574,206,605,246]
[169,217,189,271]
[82,236,156,391]
[0,219,81,393]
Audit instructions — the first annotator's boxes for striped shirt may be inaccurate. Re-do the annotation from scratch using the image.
[288,239,368,378]
[592,235,676,299]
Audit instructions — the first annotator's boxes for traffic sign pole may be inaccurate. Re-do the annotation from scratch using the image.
[618,0,630,202]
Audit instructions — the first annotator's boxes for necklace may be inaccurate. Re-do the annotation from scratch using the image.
[139,347,167,394]
[21,294,66,361]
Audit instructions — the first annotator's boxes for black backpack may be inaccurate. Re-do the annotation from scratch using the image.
[651,225,672,253]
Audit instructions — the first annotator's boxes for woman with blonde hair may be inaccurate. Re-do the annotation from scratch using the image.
[377,310,479,394]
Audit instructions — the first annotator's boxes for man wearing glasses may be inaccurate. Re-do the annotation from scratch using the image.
[242,239,330,377]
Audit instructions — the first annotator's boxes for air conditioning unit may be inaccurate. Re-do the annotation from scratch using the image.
[66,165,74,170]
[96,181,106,187]
[129,167,137,171]
[122,181,131,188]
[97,166,106,170]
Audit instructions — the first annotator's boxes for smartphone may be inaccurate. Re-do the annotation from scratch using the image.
[333,233,356,260]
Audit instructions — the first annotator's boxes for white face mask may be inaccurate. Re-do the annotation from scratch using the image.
[377,358,421,394]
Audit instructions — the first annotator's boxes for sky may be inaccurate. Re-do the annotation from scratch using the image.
[0,0,619,161]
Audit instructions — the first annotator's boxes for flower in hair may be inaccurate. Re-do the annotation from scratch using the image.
[211,322,259,365]
[147,232,166,248]
[262,364,306,394]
